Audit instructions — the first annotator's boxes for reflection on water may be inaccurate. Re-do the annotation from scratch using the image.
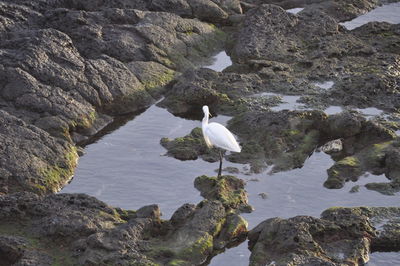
[324,106,384,117]
[254,92,305,111]
[341,2,400,30]
[62,105,231,218]
[203,51,232,72]
[368,252,400,266]
[355,107,383,116]
[63,102,399,265]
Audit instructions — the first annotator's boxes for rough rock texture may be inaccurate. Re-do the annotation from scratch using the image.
[230,4,400,111]
[194,175,252,212]
[248,206,400,266]
[162,109,396,178]
[325,138,400,191]
[0,110,78,195]
[161,127,220,161]
[248,215,374,266]
[0,174,250,265]
[0,0,227,193]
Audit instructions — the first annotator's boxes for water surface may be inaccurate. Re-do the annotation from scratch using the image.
[341,2,400,30]
[203,51,232,72]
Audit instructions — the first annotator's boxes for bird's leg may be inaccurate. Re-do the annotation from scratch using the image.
[218,149,223,178]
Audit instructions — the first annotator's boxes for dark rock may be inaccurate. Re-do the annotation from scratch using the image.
[0,174,251,265]
[0,0,227,193]
[248,213,374,266]
[0,110,78,195]
[321,207,400,253]
[136,204,161,219]
[161,127,220,161]
[170,203,196,227]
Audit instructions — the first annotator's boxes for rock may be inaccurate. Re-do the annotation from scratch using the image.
[161,127,220,161]
[325,140,398,190]
[214,213,248,249]
[350,185,360,193]
[0,0,227,193]
[194,175,252,211]
[248,206,400,266]
[248,213,374,266]
[0,188,249,265]
[321,207,400,253]
[136,204,161,219]
[0,110,78,195]
[258,192,268,199]
[320,139,343,154]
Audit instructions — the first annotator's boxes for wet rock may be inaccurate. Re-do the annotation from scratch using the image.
[214,213,248,249]
[194,175,252,211]
[149,0,242,23]
[350,185,360,193]
[325,140,398,190]
[248,213,375,266]
[160,127,220,161]
[0,0,227,193]
[159,68,263,117]
[249,206,400,266]
[320,139,343,154]
[321,207,400,253]
[0,189,249,265]
[0,110,78,195]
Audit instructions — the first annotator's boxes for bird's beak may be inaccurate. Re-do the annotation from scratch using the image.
[209,113,212,117]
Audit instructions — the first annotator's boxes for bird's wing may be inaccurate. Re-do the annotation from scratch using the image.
[203,132,213,148]
[205,122,241,152]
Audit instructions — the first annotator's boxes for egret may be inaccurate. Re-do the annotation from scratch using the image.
[201,105,241,177]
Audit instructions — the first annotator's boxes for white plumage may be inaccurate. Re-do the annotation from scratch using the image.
[201,105,241,177]
[203,123,241,152]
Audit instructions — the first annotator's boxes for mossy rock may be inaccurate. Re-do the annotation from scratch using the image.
[161,127,219,161]
[325,156,363,189]
[36,145,79,194]
[194,175,251,211]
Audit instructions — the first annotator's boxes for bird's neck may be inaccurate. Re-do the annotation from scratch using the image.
[202,116,209,127]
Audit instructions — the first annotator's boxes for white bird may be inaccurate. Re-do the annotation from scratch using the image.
[201,105,241,177]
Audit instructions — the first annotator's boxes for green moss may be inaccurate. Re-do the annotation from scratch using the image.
[0,223,77,265]
[178,233,213,260]
[225,215,248,237]
[194,175,248,210]
[142,70,175,91]
[38,145,78,193]
[213,217,226,237]
[337,156,360,167]
[167,259,187,266]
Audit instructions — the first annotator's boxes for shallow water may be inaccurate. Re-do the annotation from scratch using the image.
[203,51,232,72]
[341,2,400,30]
[286,7,304,14]
[314,80,334,90]
[254,92,305,111]
[63,102,400,265]
[62,105,231,218]
[63,42,400,265]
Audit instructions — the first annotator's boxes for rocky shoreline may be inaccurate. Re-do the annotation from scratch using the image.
[1,0,399,265]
